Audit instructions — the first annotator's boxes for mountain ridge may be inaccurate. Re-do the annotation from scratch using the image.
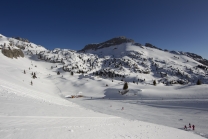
[1,34,208,85]
[80,36,208,66]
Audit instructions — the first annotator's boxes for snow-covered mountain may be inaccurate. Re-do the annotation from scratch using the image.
[20,36,207,86]
[0,34,46,53]
[2,34,207,86]
[0,34,208,139]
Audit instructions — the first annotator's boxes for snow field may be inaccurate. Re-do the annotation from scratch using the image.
[0,83,205,139]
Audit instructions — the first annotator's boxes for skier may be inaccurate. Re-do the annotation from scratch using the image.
[31,81,33,86]
[189,123,191,128]
[184,125,187,130]
[192,125,195,130]
[121,107,124,110]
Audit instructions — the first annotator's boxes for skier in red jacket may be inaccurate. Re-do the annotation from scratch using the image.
[192,125,195,130]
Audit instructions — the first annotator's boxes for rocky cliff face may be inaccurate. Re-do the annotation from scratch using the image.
[80,36,134,52]
[2,48,24,59]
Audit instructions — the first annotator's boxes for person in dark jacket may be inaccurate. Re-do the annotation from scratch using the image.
[184,125,187,130]
[189,123,191,128]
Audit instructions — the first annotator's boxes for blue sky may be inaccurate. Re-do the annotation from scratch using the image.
[1,0,208,59]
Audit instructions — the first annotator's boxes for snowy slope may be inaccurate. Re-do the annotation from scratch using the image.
[34,40,208,86]
[82,42,208,85]
[1,82,205,139]
[0,34,208,138]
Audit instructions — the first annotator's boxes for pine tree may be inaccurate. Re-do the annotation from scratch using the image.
[153,80,156,86]
[33,73,37,79]
[123,82,128,90]
[196,79,201,85]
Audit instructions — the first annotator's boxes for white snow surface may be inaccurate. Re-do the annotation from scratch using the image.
[0,35,208,138]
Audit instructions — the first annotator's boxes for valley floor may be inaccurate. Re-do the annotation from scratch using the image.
[72,97,208,138]
[0,80,206,139]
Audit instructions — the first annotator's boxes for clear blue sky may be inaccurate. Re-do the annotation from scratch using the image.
[1,0,208,59]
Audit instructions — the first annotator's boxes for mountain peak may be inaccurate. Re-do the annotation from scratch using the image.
[80,36,134,52]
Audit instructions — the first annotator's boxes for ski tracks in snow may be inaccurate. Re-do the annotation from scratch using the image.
[0,79,76,107]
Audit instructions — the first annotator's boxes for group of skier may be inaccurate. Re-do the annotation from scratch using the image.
[184,123,195,130]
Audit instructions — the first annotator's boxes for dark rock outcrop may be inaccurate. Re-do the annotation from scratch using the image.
[80,36,134,52]
[16,45,25,50]
[2,48,24,59]
[197,60,208,66]
[145,43,162,50]
[134,43,142,47]
[13,37,30,43]
[185,52,202,59]
[184,52,208,66]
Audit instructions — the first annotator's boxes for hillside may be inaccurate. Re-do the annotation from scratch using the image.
[33,37,208,87]
[0,34,208,138]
